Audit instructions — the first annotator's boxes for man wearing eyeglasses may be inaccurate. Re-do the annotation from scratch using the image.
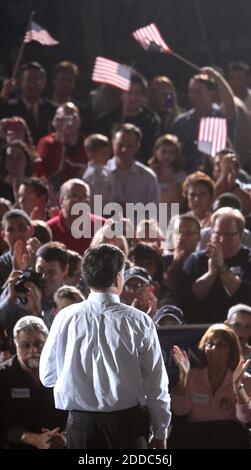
[0,316,67,448]
[178,207,251,323]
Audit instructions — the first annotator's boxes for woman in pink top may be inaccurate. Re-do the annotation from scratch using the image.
[171,323,251,424]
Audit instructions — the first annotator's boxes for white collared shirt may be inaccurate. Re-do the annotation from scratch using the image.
[39,291,171,439]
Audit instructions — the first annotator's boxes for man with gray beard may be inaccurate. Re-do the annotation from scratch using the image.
[0,316,67,449]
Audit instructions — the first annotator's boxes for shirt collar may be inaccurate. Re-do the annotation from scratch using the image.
[88,291,120,304]
[108,157,137,174]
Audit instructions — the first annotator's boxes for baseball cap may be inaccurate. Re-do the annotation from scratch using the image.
[124,266,152,284]
[227,303,251,321]
[153,305,184,325]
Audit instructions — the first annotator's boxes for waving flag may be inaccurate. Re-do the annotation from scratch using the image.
[92,57,132,91]
[132,23,171,53]
[197,117,227,157]
[24,21,59,46]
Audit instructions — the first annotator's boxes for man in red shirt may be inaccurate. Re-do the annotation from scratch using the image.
[47,179,103,255]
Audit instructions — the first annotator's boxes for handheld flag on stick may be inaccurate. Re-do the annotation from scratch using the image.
[92,57,132,91]
[24,21,59,45]
[133,23,200,72]
[197,117,227,157]
[132,23,171,53]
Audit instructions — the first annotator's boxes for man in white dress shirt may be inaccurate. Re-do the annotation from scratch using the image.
[39,244,171,449]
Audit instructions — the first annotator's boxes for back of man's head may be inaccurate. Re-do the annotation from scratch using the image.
[82,244,125,290]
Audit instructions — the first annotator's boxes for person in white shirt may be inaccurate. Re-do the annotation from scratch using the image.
[39,243,171,449]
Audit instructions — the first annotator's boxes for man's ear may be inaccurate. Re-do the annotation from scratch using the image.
[63,263,69,278]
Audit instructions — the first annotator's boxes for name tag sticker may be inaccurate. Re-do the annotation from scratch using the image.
[11,388,30,398]
[192,393,209,404]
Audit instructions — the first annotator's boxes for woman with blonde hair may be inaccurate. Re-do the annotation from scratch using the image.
[90,219,129,258]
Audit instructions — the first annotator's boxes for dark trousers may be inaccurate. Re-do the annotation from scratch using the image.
[67,405,149,449]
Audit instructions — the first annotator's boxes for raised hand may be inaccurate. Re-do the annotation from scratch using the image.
[172,345,190,383]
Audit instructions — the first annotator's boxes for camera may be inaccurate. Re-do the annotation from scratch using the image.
[14,269,44,294]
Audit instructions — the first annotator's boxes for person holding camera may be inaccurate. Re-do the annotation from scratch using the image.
[37,102,88,192]
[0,242,69,335]
[0,315,67,449]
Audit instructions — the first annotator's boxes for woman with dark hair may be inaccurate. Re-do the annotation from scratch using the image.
[0,140,36,203]
[182,171,214,228]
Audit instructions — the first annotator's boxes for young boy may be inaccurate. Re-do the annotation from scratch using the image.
[82,133,114,213]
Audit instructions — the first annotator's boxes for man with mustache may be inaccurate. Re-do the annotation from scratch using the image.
[0,316,67,448]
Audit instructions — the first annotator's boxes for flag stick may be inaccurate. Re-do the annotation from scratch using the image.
[169,50,201,72]
[11,10,35,79]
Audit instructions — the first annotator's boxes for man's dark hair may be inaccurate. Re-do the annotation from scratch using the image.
[21,177,49,203]
[227,61,250,76]
[36,241,68,270]
[2,208,31,229]
[82,244,125,289]
[20,61,46,79]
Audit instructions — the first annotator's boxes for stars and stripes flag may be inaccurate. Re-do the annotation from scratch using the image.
[24,21,59,46]
[132,23,172,53]
[92,57,132,91]
[197,117,227,157]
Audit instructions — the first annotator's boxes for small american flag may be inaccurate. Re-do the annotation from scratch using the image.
[132,23,171,53]
[92,57,132,91]
[197,117,227,157]
[24,21,59,46]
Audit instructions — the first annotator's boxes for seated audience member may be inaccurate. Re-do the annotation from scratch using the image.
[0,62,56,144]
[212,149,251,212]
[17,177,49,220]
[47,178,103,255]
[53,285,85,315]
[37,102,87,192]
[182,171,214,229]
[198,193,251,250]
[97,70,161,162]
[226,304,251,374]
[178,207,251,324]
[169,323,251,448]
[148,134,186,206]
[82,133,114,211]
[153,305,184,327]
[0,241,69,333]
[0,209,38,288]
[121,266,158,318]
[148,76,181,132]
[0,316,67,448]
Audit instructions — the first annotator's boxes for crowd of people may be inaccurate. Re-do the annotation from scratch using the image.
[0,56,251,449]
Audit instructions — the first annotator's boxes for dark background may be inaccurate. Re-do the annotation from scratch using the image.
[1,0,251,105]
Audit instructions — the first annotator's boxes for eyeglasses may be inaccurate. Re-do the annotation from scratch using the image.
[17,340,45,351]
[212,231,239,239]
[205,340,230,350]
[124,281,146,292]
[228,322,251,331]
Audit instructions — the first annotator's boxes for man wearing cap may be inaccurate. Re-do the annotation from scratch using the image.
[153,305,184,327]
[226,304,251,374]
[121,266,158,317]
[39,244,171,449]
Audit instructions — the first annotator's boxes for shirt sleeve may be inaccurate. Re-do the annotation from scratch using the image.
[139,321,171,439]
[39,313,61,387]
